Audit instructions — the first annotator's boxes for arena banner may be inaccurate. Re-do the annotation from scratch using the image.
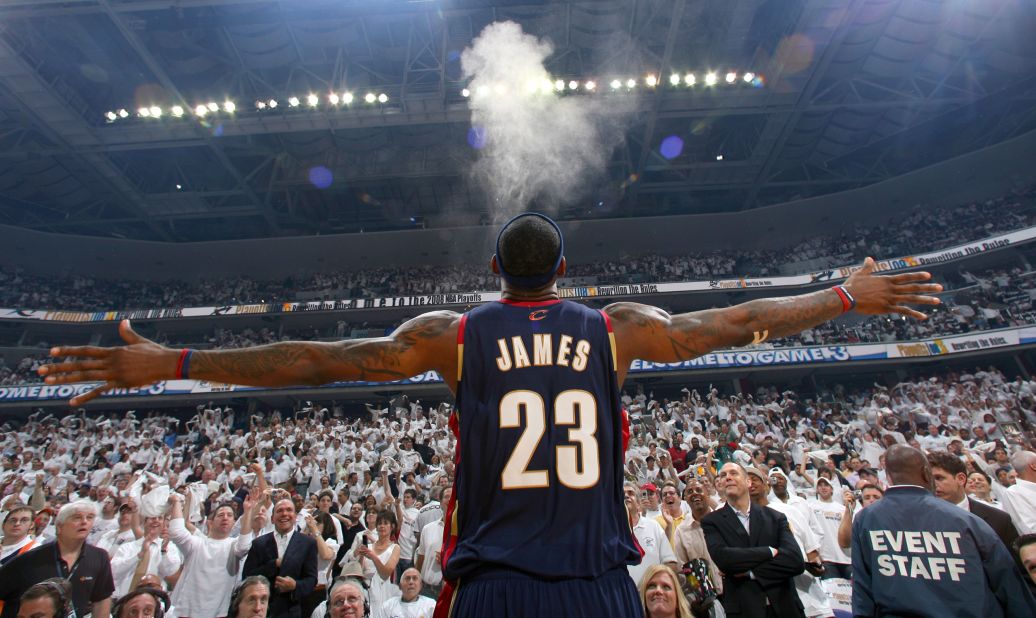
[1,225,1034,323]
[6,327,1032,403]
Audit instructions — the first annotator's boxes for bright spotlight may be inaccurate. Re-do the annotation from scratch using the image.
[255,100,267,109]
[525,80,538,93]
[268,99,278,108]
[715,154,724,161]
[207,102,219,112]
[223,101,235,113]
[626,79,637,88]
[342,93,353,104]
[568,80,578,90]
[461,88,471,98]
[684,73,696,86]
[645,75,657,87]
[669,74,681,86]
[104,111,117,122]
[364,92,377,103]
[725,72,737,84]
[150,106,162,117]
[584,81,596,91]
[306,94,319,107]
[175,184,182,190]
[288,96,300,107]
[705,72,717,85]
[743,72,755,82]
[138,107,151,117]
[554,79,565,92]
[171,105,184,117]
[377,93,388,103]
[194,105,208,116]
[328,93,339,105]
[610,79,621,89]
[117,109,129,118]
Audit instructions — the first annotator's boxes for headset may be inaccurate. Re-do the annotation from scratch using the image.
[326,576,370,618]
[31,578,74,618]
[110,587,170,618]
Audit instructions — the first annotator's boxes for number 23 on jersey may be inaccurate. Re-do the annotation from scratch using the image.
[499,389,601,490]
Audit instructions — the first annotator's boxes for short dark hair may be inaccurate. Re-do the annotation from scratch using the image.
[20,578,69,616]
[926,452,966,477]
[497,215,562,279]
[3,504,32,526]
[376,508,398,532]
[968,470,991,484]
[1015,533,1036,554]
[859,483,885,496]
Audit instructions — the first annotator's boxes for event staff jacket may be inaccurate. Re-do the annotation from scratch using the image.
[851,485,1036,618]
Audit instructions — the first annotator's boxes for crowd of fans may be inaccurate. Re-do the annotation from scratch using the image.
[1,186,1034,312]
[0,365,1034,617]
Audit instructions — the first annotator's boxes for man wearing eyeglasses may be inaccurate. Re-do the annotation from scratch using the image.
[0,500,115,618]
[327,579,366,618]
[1,507,37,566]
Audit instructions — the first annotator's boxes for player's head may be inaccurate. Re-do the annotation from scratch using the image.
[492,213,566,291]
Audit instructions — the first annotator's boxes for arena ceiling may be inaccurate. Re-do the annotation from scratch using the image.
[0,0,1034,242]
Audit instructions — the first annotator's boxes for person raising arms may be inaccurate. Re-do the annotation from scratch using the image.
[39,213,941,618]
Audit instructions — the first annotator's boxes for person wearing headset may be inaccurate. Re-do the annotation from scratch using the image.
[110,586,170,618]
[16,579,71,618]
[326,578,367,618]
[227,576,270,618]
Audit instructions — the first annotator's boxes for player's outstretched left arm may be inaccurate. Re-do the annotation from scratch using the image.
[607,257,942,367]
[39,311,461,406]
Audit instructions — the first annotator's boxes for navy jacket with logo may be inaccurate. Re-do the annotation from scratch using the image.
[851,485,1036,618]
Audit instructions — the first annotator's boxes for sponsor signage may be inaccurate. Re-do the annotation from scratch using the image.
[4,327,1034,402]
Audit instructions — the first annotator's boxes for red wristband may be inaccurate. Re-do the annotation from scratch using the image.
[832,285,855,313]
[175,348,191,379]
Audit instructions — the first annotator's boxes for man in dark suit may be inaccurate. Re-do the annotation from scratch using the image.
[243,498,318,618]
[702,462,806,618]
[928,452,1019,552]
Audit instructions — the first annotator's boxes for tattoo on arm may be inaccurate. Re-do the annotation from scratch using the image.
[191,311,457,387]
[610,289,842,363]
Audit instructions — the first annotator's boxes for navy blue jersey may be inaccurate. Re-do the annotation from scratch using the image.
[441,299,641,582]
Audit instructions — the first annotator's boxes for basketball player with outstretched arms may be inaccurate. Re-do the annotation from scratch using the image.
[40,214,942,617]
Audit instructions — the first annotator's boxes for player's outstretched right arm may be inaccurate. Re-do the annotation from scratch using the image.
[607,257,941,376]
[39,311,461,406]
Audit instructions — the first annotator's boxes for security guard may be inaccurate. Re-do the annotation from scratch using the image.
[851,445,1036,617]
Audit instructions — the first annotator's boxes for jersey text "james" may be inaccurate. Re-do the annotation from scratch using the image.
[495,334,592,372]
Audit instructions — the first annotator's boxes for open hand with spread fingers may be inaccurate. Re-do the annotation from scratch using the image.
[842,257,943,319]
[38,319,179,407]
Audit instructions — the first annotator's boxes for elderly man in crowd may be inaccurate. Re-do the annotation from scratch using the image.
[375,567,435,618]
[0,501,114,618]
